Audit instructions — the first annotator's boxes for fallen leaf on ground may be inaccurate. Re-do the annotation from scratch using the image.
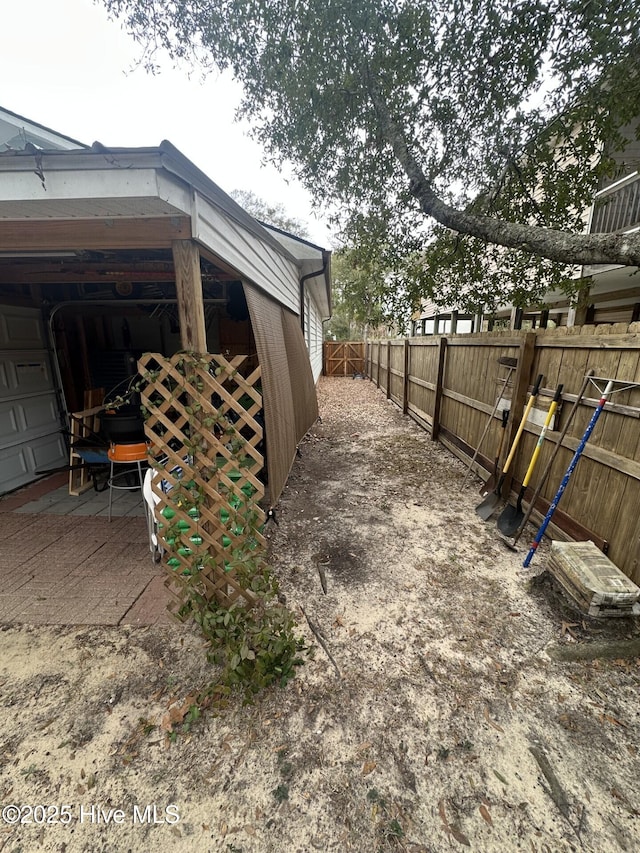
[449,825,471,846]
[493,770,508,786]
[600,713,627,728]
[479,803,493,826]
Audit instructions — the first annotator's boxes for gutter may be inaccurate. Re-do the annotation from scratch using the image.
[299,253,329,331]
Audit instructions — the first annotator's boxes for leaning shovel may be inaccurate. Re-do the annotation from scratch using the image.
[497,383,563,536]
[476,374,543,520]
[480,408,510,496]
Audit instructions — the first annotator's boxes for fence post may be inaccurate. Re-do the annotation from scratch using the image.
[402,339,410,414]
[386,341,392,399]
[431,337,448,440]
[376,342,381,388]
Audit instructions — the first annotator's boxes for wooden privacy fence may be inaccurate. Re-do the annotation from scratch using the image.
[323,341,366,376]
[138,352,265,613]
[366,324,640,583]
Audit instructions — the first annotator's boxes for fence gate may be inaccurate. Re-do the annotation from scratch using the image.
[323,341,365,376]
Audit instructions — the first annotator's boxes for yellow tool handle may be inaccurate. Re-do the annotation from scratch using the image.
[502,374,543,474]
[521,384,564,488]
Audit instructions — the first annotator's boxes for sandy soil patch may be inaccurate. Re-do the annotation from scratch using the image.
[1,376,639,853]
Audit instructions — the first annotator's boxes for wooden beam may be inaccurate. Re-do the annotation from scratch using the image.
[445,335,524,347]
[0,217,191,251]
[536,334,640,349]
[2,267,177,285]
[172,239,207,353]
[407,373,436,392]
[199,246,243,284]
[386,341,391,399]
[402,338,410,414]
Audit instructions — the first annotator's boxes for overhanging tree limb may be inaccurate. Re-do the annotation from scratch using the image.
[367,79,640,267]
[101,0,640,286]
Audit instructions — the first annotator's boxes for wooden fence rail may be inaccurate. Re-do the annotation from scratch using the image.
[365,324,640,583]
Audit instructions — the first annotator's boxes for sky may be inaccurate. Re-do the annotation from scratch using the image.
[0,0,333,246]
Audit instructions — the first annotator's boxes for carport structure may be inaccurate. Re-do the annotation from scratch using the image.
[0,129,331,623]
[0,139,331,504]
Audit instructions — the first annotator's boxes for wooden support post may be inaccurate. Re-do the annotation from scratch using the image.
[450,311,458,335]
[510,307,523,330]
[402,338,410,414]
[376,342,381,388]
[432,337,447,440]
[386,341,392,399]
[172,239,207,353]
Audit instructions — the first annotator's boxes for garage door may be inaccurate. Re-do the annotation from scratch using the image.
[0,305,67,495]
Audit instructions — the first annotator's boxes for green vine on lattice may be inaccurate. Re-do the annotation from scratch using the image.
[141,352,311,726]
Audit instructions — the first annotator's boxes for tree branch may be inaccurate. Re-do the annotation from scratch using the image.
[366,81,640,268]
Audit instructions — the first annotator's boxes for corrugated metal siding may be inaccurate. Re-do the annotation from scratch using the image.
[243,283,298,505]
[281,307,318,441]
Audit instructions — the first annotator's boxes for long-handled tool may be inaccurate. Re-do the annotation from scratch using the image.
[476,374,543,520]
[523,378,615,568]
[502,370,594,549]
[461,356,517,490]
[480,408,510,495]
[497,383,563,536]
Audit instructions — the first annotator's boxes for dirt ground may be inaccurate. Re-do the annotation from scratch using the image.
[1,376,639,853]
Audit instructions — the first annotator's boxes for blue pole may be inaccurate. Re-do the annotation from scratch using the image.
[523,380,613,568]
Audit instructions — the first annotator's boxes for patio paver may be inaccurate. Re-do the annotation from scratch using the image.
[0,476,173,626]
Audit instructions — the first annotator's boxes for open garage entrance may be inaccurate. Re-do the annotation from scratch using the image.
[0,256,261,627]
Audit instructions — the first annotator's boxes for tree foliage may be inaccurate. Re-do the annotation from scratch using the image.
[230,189,309,237]
[103,0,640,312]
[325,248,402,339]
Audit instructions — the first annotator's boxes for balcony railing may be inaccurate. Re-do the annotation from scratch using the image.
[590,171,640,234]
